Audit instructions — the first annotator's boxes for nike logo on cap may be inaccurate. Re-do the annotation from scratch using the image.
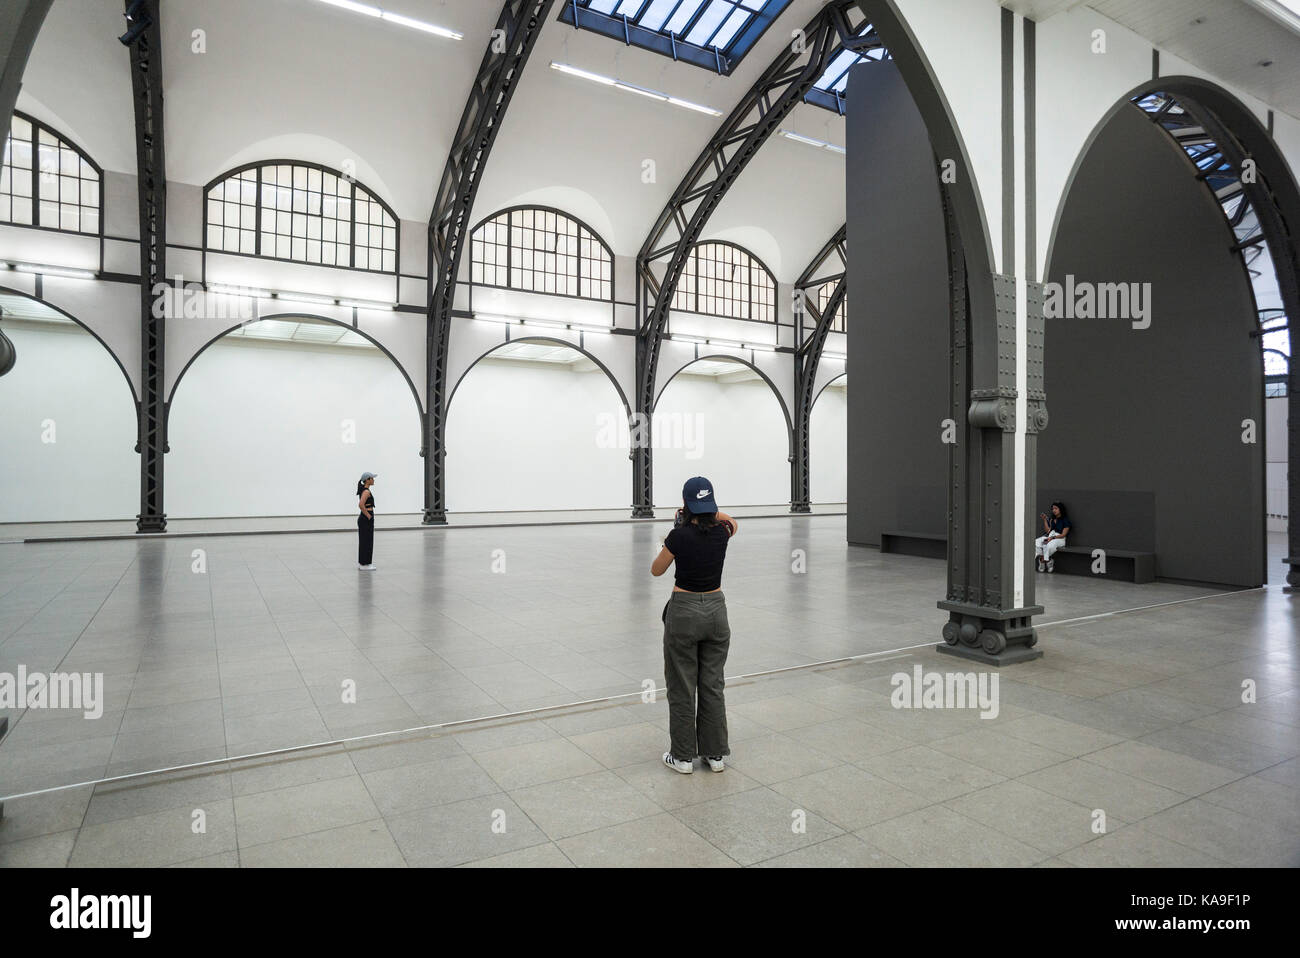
[696,489,711,499]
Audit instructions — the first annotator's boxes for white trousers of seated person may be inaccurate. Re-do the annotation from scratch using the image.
[1035,536,1066,560]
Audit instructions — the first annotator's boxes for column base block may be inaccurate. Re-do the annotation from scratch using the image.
[631,507,655,519]
[136,515,167,534]
[936,642,1043,666]
[422,510,447,525]
[937,599,1044,663]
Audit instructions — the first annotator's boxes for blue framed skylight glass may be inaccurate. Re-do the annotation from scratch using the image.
[558,0,795,75]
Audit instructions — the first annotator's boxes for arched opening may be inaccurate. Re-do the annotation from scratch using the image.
[1041,80,1299,588]
[653,355,791,509]
[166,315,423,518]
[0,288,136,521]
[445,337,629,512]
[811,374,848,504]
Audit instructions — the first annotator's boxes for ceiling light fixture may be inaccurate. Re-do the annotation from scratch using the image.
[549,62,722,116]
[5,261,98,280]
[779,130,846,155]
[315,0,462,40]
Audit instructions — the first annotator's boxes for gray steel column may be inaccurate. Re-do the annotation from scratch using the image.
[937,237,1043,664]
[791,226,847,513]
[423,0,556,524]
[634,1,878,518]
[123,0,167,534]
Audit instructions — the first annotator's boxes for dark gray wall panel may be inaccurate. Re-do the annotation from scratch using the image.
[1042,104,1265,587]
[846,61,949,546]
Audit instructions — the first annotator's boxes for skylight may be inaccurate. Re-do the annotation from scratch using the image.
[558,0,794,75]
[805,24,890,114]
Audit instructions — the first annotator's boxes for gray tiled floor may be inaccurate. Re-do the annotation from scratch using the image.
[0,519,1295,867]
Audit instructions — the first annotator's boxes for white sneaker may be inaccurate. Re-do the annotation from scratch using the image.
[702,755,725,773]
[662,751,693,774]
[358,564,377,571]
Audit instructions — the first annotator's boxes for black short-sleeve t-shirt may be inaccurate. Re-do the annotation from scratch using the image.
[1049,515,1069,535]
[665,521,732,592]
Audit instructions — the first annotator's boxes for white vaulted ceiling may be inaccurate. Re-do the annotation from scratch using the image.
[17,0,1300,289]
[16,0,848,280]
[1002,0,1300,118]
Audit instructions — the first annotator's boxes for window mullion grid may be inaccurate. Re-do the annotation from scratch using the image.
[254,166,263,256]
[30,123,40,228]
[349,180,356,269]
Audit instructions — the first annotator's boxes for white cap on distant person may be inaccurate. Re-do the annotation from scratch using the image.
[361,472,377,481]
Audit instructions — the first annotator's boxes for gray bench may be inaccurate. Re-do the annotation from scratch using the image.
[1051,545,1156,584]
[880,531,947,560]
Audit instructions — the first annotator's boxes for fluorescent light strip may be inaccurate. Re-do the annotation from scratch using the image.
[670,333,775,352]
[207,284,395,311]
[473,312,614,334]
[315,0,461,40]
[208,283,272,299]
[5,261,97,280]
[550,62,721,116]
[779,129,846,155]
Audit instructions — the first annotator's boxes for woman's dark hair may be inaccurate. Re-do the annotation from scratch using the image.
[1051,500,1068,517]
[356,479,367,497]
[683,500,719,534]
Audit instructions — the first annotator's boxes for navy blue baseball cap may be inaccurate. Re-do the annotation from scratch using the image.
[682,476,718,514]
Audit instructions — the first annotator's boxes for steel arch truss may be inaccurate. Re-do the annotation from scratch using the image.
[791,225,847,512]
[123,0,167,533]
[632,0,882,516]
[1135,91,1300,585]
[424,0,557,524]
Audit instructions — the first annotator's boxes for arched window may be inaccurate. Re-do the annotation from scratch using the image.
[673,241,775,322]
[814,281,846,333]
[470,207,613,300]
[204,162,398,272]
[0,111,102,234]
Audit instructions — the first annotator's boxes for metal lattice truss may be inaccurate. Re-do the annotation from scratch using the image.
[633,0,881,514]
[424,0,558,524]
[1135,92,1297,374]
[123,0,167,533]
[791,225,846,511]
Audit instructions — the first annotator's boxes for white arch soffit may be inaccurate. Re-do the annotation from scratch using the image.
[655,353,794,434]
[446,335,631,419]
[811,363,847,408]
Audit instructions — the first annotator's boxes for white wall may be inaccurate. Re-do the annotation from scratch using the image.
[653,373,789,509]
[445,356,628,512]
[1267,394,1288,534]
[0,324,138,522]
[810,383,848,504]
[167,337,424,517]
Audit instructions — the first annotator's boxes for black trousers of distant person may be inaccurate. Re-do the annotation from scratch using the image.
[358,514,374,565]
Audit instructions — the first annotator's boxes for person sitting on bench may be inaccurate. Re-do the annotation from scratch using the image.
[1035,501,1071,573]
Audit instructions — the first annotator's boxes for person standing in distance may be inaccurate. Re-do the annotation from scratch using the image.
[357,472,377,571]
[651,476,738,774]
